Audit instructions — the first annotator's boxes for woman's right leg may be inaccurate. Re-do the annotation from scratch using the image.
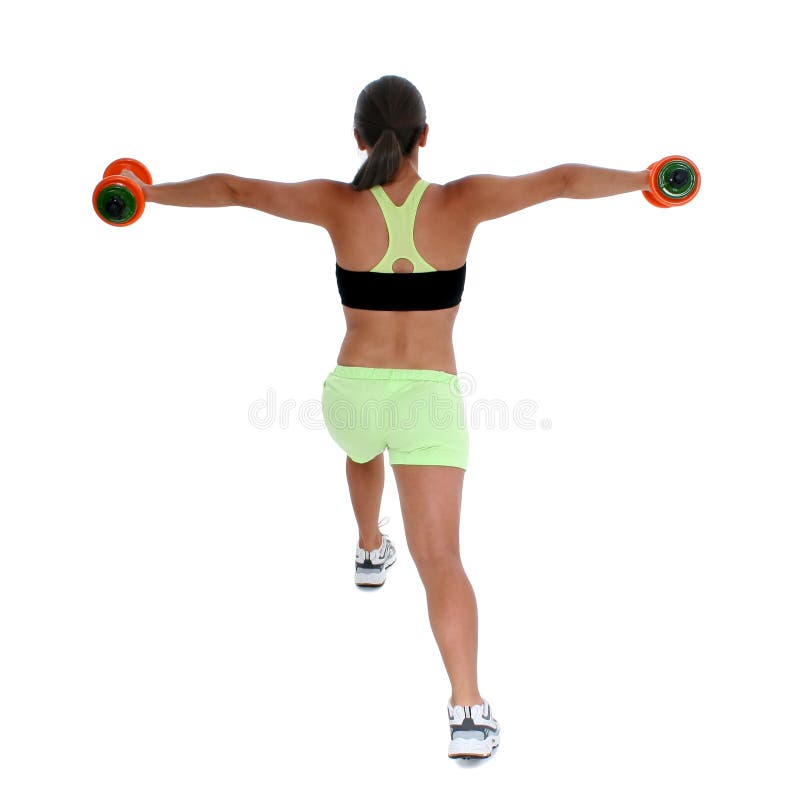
[391,463,483,708]
[346,453,385,551]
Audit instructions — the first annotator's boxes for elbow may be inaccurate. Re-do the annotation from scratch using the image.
[216,174,239,205]
[558,164,572,198]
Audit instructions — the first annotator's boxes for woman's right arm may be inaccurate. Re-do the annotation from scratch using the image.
[446,164,650,226]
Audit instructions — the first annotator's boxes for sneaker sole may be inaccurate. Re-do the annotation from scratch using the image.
[448,731,500,759]
[355,554,397,587]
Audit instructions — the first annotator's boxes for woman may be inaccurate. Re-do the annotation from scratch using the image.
[123,74,653,760]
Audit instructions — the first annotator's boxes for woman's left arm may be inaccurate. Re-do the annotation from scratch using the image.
[123,170,341,227]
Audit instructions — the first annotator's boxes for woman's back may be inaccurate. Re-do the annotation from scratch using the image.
[329,168,475,374]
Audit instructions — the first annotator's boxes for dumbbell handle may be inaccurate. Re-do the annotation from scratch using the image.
[103,158,153,184]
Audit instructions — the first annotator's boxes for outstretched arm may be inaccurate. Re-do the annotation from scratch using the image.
[137,173,234,207]
[447,164,650,226]
[561,164,649,199]
[122,170,342,227]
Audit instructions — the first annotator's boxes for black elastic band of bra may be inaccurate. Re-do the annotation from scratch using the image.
[335,263,466,311]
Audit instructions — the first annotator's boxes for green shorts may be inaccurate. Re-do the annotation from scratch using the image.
[321,365,469,470]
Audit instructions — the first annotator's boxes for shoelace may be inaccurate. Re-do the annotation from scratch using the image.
[377,517,392,554]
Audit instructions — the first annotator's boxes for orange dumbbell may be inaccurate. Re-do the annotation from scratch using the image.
[92,158,152,226]
[642,155,701,208]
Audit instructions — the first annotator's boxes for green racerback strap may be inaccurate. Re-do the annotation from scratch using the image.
[368,179,438,273]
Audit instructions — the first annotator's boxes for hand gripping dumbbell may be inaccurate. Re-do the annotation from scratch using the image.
[642,155,701,208]
[92,158,152,226]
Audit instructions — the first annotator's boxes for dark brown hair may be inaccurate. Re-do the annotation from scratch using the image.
[351,75,427,191]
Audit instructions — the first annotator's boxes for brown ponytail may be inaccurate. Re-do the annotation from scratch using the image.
[351,75,427,191]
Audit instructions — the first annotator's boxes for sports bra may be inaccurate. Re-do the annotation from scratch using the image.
[335,178,466,311]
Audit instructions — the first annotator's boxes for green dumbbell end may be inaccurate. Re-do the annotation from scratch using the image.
[657,160,697,200]
[96,183,139,224]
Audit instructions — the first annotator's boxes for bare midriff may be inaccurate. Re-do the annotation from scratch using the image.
[337,304,460,375]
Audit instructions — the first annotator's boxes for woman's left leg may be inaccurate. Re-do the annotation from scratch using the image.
[345,453,385,551]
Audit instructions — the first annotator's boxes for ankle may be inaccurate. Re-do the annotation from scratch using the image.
[358,531,383,550]
[450,694,484,708]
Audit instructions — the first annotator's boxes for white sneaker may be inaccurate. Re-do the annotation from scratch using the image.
[447,698,501,759]
[354,516,396,587]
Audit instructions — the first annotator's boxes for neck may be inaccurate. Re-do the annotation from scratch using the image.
[387,154,420,185]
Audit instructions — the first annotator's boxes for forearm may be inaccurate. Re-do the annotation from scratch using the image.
[562,164,649,199]
[143,173,235,207]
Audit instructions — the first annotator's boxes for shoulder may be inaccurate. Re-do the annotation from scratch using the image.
[227,176,357,227]
[440,168,567,225]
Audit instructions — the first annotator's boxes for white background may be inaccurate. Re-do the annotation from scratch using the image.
[1,0,798,797]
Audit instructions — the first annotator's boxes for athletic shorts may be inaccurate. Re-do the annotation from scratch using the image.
[321,365,469,470]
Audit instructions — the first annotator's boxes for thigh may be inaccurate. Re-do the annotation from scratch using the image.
[322,372,388,462]
[392,464,465,566]
[387,379,469,470]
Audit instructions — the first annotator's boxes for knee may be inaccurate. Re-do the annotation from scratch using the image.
[409,546,462,581]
